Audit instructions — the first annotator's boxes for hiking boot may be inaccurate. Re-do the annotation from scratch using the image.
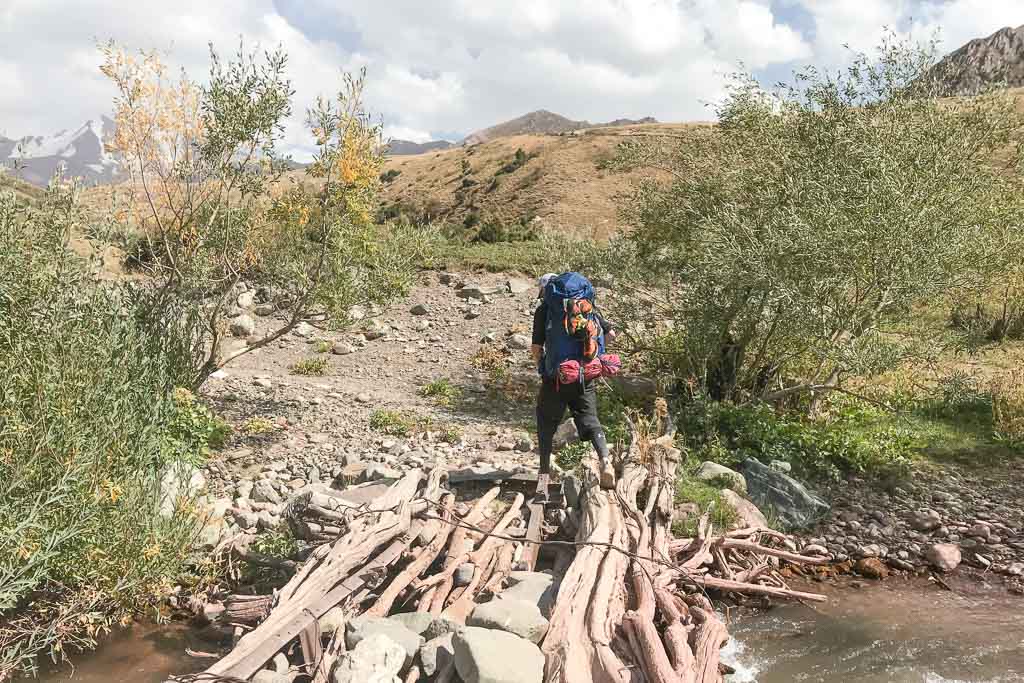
[598,459,615,490]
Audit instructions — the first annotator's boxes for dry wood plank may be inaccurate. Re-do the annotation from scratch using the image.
[718,538,830,566]
[680,574,826,602]
[521,500,545,571]
[298,621,323,673]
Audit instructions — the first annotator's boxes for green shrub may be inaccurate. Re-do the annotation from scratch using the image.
[379,168,401,183]
[419,378,462,407]
[673,474,739,537]
[290,357,330,376]
[554,440,591,472]
[369,409,426,436]
[0,185,201,676]
[679,395,916,481]
[313,340,332,354]
[165,388,231,465]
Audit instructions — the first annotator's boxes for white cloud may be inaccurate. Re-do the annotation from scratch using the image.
[5,1,1024,158]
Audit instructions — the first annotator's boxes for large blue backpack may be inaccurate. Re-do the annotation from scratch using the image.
[541,272,605,379]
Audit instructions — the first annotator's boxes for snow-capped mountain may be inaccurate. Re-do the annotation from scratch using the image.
[0,116,119,187]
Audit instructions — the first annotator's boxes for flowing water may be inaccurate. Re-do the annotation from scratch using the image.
[33,578,1024,682]
[722,577,1024,682]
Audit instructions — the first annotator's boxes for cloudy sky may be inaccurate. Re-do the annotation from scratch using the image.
[2,0,1024,157]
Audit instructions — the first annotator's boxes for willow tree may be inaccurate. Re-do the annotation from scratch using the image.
[606,35,1024,408]
[101,43,420,388]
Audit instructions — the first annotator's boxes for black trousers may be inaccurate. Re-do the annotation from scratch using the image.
[536,378,607,473]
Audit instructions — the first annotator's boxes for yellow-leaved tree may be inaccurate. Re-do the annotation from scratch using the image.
[101,42,421,388]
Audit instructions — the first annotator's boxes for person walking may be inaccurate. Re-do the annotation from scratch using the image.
[531,272,617,490]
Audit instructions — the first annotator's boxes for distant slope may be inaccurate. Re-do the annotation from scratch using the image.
[0,117,118,187]
[928,25,1024,96]
[379,121,701,239]
[464,110,588,145]
[386,139,455,156]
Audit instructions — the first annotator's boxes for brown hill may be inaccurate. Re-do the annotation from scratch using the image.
[929,25,1024,96]
[379,121,703,239]
[464,110,588,146]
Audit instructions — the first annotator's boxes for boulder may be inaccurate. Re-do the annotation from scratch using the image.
[506,279,532,294]
[410,304,431,316]
[230,314,256,337]
[552,419,579,450]
[739,458,829,528]
[468,598,549,644]
[158,463,206,517]
[237,290,256,308]
[419,633,455,677]
[853,557,889,580]
[345,616,424,669]
[453,627,544,683]
[387,612,434,636]
[457,284,502,301]
[252,479,283,505]
[454,563,475,587]
[925,543,962,572]
[720,489,768,530]
[332,634,405,683]
[507,333,532,350]
[696,461,746,494]
[196,497,232,548]
[909,509,942,532]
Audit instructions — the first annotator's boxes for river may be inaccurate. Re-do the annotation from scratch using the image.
[34,577,1024,682]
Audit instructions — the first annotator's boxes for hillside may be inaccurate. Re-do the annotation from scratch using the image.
[929,24,1024,95]
[379,121,701,239]
[386,138,455,155]
[464,109,657,146]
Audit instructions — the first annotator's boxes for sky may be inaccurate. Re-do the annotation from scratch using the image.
[3,0,1024,159]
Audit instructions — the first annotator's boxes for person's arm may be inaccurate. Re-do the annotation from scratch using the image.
[531,304,546,363]
[597,312,617,343]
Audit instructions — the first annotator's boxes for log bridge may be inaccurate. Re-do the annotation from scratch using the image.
[173,410,829,683]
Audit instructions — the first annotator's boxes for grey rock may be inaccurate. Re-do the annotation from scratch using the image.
[739,458,829,528]
[252,479,283,505]
[720,489,767,530]
[237,290,256,308]
[696,461,747,494]
[345,616,424,669]
[332,633,405,683]
[332,342,356,355]
[411,303,431,316]
[500,572,556,617]
[967,523,991,540]
[356,392,373,403]
[454,563,475,587]
[230,315,256,337]
[770,460,792,473]
[255,303,275,316]
[1006,562,1024,576]
[158,463,206,517]
[453,626,544,683]
[506,279,532,294]
[925,543,962,572]
[507,333,532,350]
[514,437,534,452]
[293,321,316,338]
[465,308,482,320]
[457,284,502,301]
[361,464,401,483]
[468,597,549,644]
[909,509,942,532]
[562,474,582,510]
[388,612,434,636]
[233,508,258,530]
[552,419,579,450]
[420,633,455,677]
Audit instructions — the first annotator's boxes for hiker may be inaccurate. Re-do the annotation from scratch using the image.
[531,272,620,489]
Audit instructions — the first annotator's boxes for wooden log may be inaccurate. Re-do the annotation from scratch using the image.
[444,493,524,622]
[223,594,272,626]
[520,500,545,571]
[656,588,696,682]
[365,493,455,617]
[200,471,425,680]
[623,610,683,683]
[427,486,500,615]
[680,575,826,602]
[690,607,729,683]
[717,538,830,566]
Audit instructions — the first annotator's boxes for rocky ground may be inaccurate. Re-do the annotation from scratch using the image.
[177,271,584,547]
[175,269,1024,596]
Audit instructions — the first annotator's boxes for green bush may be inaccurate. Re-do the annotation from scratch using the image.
[369,409,427,436]
[379,168,401,183]
[165,388,231,465]
[554,440,591,473]
[679,395,916,481]
[673,475,739,538]
[419,378,462,406]
[290,357,330,376]
[0,185,202,676]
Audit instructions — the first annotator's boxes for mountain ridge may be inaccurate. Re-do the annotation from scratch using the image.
[927,24,1024,96]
